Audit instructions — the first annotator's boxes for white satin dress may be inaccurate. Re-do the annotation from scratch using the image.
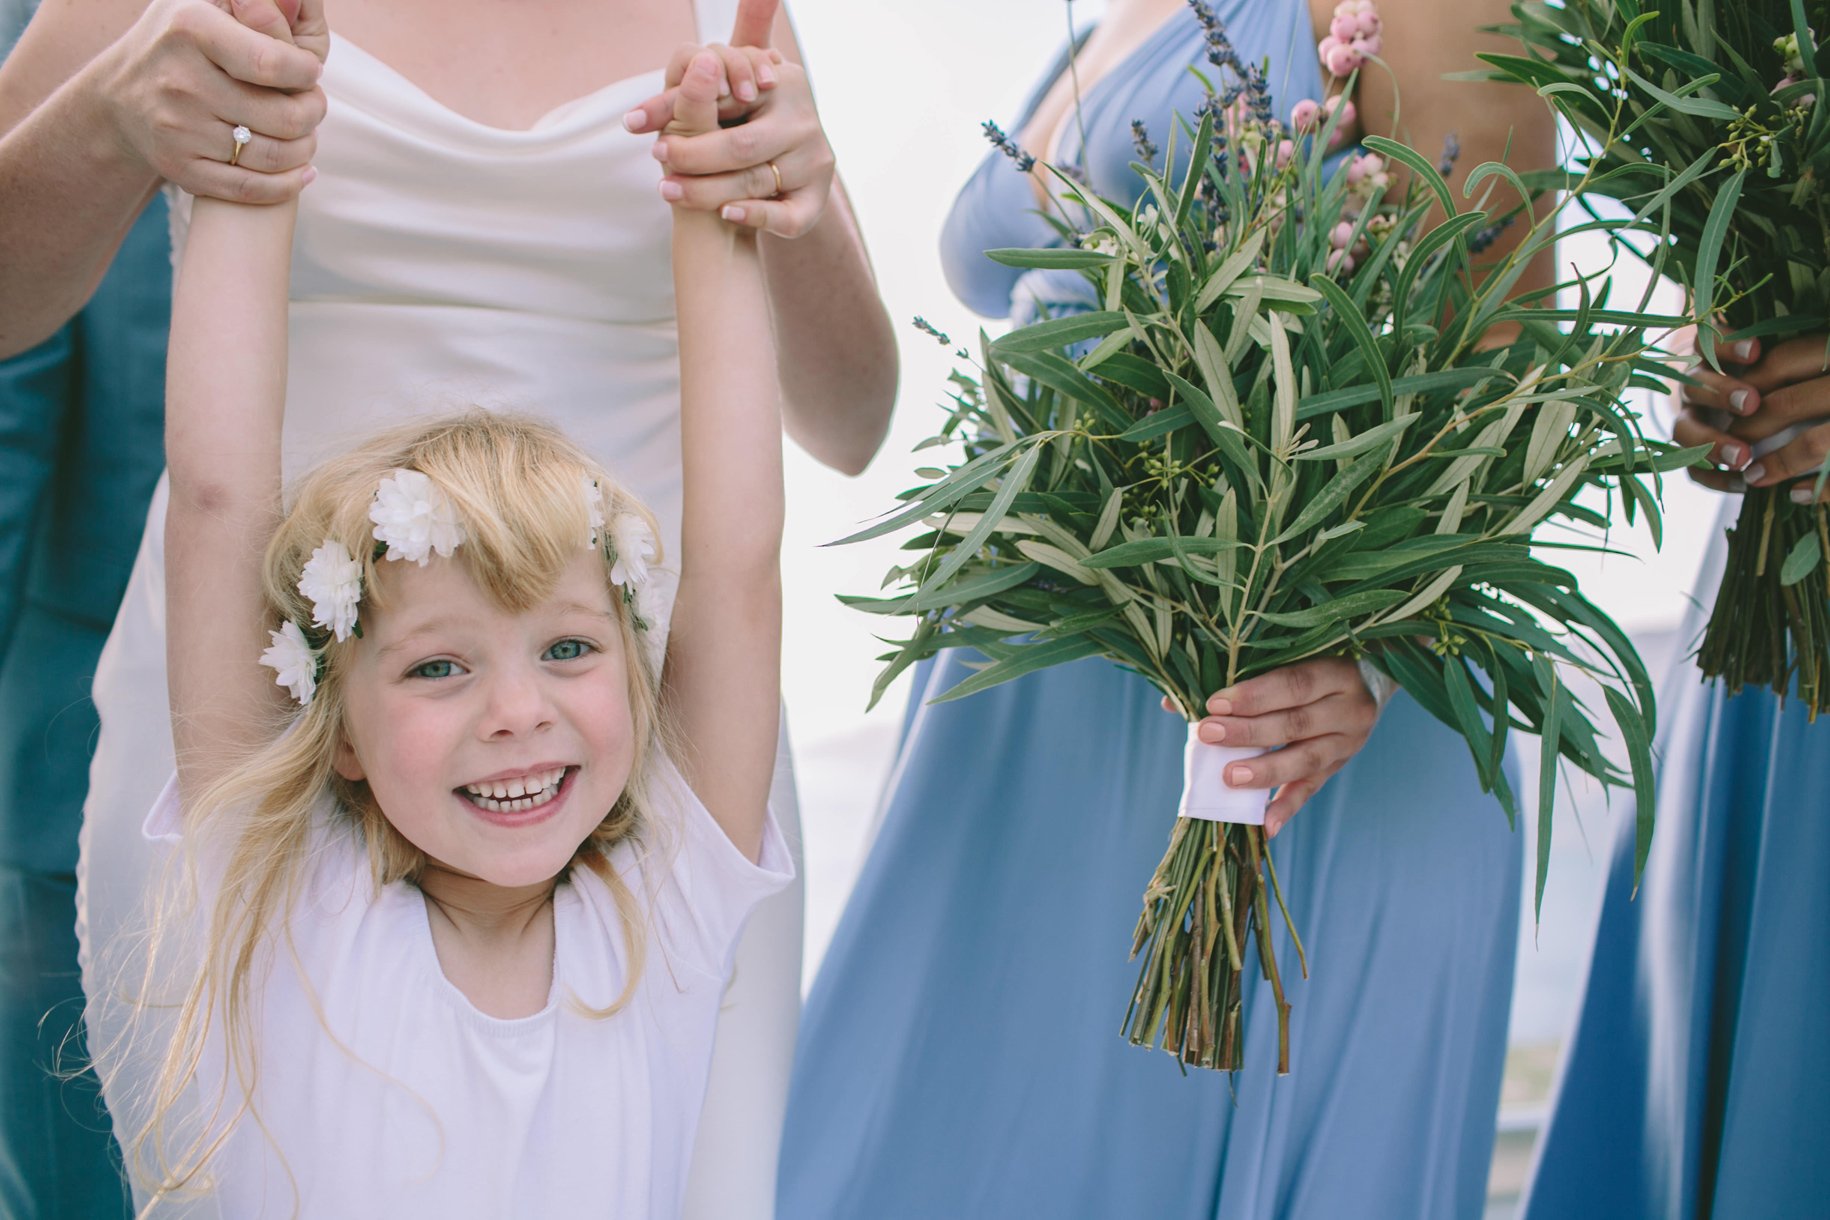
[76,3,804,1214]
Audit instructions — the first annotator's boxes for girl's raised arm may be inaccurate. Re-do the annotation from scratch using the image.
[163,191,299,803]
[660,50,783,862]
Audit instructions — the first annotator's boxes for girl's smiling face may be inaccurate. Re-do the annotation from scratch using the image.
[334,550,638,889]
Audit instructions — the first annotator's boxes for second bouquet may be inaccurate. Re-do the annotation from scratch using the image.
[845,1,1698,1073]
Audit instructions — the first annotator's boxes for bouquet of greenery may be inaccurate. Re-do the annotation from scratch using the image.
[1483,0,1830,713]
[843,1,1697,1073]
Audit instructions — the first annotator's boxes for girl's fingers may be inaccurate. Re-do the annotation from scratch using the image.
[1673,412,1751,473]
[718,194,819,238]
[716,42,760,104]
[654,121,796,177]
[1264,780,1318,839]
[1734,332,1830,394]
[1677,364,1759,417]
[1204,657,1358,717]
[1195,690,1374,749]
[1222,736,1347,791]
[1729,374,1830,442]
[1742,421,1830,491]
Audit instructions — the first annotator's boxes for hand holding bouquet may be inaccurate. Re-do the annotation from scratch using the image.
[1484,0,1830,712]
[847,0,1698,1072]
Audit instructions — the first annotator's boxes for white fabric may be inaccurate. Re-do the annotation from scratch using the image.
[135,753,791,1218]
[79,0,807,1213]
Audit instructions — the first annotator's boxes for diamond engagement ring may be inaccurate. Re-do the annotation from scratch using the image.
[228,124,252,168]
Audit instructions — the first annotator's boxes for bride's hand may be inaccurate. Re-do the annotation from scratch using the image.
[623,0,836,239]
[1166,658,1382,838]
[93,0,326,202]
[1674,331,1830,502]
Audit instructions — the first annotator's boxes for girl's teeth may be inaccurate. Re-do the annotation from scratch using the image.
[465,768,565,811]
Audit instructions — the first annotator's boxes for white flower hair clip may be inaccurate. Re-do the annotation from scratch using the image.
[607,512,656,590]
[297,540,362,642]
[370,469,465,566]
[260,620,321,705]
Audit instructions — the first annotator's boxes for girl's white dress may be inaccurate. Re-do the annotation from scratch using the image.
[139,756,791,1218]
[77,2,807,1214]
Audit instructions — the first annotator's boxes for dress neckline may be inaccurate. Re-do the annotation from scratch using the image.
[328,31,669,135]
[325,0,717,136]
[1022,6,1197,166]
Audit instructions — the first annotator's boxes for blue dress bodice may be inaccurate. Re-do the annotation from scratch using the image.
[940,2,1328,321]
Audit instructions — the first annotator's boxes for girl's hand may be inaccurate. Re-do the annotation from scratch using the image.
[1675,332,1830,500]
[1166,658,1382,838]
[94,0,327,203]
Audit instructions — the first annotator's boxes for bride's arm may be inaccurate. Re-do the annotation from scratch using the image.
[626,0,898,477]
[163,191,298,801]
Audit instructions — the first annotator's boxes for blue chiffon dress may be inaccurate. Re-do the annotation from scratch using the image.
[1522,512,1830,1217]
[779,7,1523,1218]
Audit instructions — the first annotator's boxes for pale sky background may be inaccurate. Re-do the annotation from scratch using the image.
[773,0,1722,979]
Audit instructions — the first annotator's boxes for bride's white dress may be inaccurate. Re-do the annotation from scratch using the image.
[77,2,804,1214]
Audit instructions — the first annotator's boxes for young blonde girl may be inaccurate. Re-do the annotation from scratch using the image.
[117,47,789,1215]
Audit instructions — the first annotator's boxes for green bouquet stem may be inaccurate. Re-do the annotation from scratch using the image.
[1697,489,1830,716]
[1123,799,1305,1073]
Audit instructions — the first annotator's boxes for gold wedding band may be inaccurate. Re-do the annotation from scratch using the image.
[766,159,783,199]
[228,124,252,168]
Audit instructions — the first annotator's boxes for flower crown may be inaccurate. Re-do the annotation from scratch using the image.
[260,470,658,705]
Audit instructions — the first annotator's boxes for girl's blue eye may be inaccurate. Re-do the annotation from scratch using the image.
[411,659,458,680]
[545,639,593,662]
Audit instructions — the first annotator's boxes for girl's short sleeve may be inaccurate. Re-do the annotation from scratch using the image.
[637,752,794,982]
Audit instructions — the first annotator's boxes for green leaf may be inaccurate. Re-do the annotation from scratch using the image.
[1253,588,1407,628]
[904,562,1042,613]
[829,437,1031,545]
[1273,442,1389,545]
[1294,415,1418,462]
[923,443,1044,587]
[1780,531,1823,586]
[984,248,1117,270]
[991,311,1131,357]
[1082,536,1246,568]
[1308,274,1393,417]
[1534,661,1562,922]
[1603,685,1658,888]
[1363,135,1456,216]
[929,635,1107,703]
[1692,167,1746,368]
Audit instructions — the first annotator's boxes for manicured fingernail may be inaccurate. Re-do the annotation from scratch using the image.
[758,64,776,87]
[1206,693,1233,715]
[622,110,645,131]
[1722,442,1747,469]
[1792,484,1818,505]
[1227,766,1253,786]
[721,204,746,222]
[301,166,317,187]
[1729,388,1754,414]
[1745,462,1767,484]
[651,140,669,163]
[1199,722,1227,744]
[736,80,757,102]
[658,180,683,201]
[1731,339,1756,360]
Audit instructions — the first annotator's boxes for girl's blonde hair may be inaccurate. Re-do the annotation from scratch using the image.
[119,411,668,1205]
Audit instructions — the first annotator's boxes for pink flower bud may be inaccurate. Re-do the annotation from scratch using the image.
[1290,98,1322,131]
[1325,43,1363,76]
[1331,13,1358,41]
[1327,249,1357,274]
[1323,95,1356,123]
[1276,139,1297,168]
[1355,9,1382,37]
[1331,221,1356,249]
[1353,33,1383,58]
[1349,152,1385,183]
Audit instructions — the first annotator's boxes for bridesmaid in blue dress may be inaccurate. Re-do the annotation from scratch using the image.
[1523,338,1830,1216]
[780,2,1549,1216]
